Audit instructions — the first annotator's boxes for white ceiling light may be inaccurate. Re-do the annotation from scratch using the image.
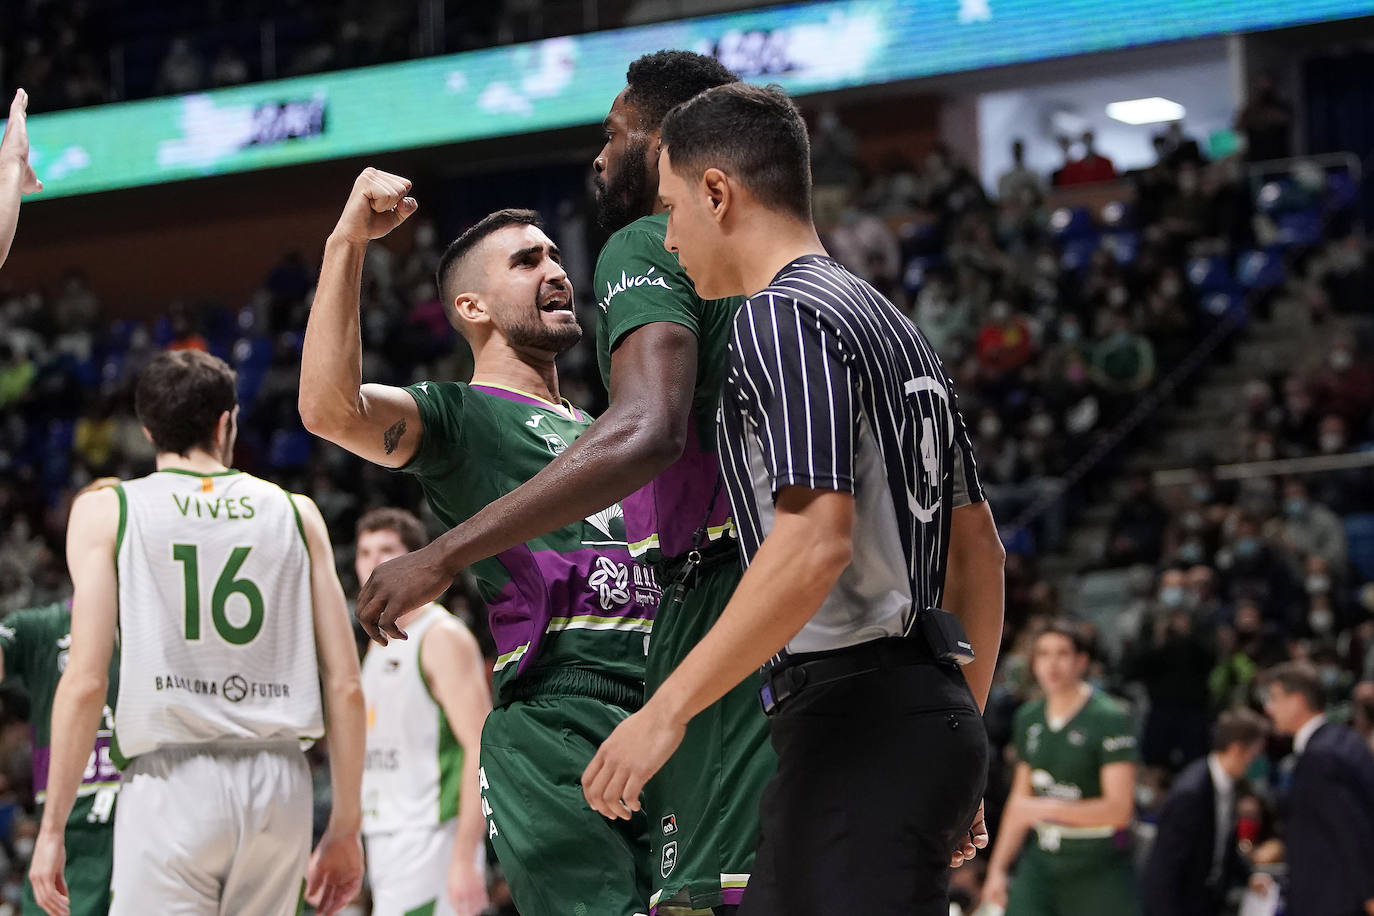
[1105,97,1186,125]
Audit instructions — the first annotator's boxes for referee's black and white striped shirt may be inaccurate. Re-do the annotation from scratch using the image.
[716,253,984,657]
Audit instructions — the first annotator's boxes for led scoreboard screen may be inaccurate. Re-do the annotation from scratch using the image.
[13,0,1371,199]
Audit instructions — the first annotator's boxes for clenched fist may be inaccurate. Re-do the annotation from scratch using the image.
[332,167,418,245]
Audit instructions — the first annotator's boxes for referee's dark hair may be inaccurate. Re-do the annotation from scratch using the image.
[435,208,543,318]
[1265,661,1326,713]
[1211,707,1269,752]
[1034,617,1092,656]
[661,82,812,222]
[624,50,738,129]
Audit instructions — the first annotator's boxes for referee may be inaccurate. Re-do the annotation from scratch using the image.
[583,83,1006,915]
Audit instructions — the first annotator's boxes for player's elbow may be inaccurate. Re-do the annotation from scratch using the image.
[809,528,854,582]
[298,393,355,441]
[60,670,109,705]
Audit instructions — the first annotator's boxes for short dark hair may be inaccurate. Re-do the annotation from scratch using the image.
[1266,661,1325,712]
[1212,707,1269,751]
[356,507,427,553]
[623,50,738,130]
[1034,618,1091,656]
[661,82,812,222]
[135,350,237,456]
[434,208,543,314]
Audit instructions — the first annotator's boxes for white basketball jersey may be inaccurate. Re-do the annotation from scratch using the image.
[361,605,466,835]
[113,470,324,760]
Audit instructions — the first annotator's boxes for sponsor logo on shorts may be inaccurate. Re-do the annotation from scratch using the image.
[661,814,677,836]
[661,841,678,878]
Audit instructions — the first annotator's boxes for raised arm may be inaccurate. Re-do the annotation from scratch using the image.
[943,500,1005,711]
[419,619,493,916]
[29,487,119,916]
[356,320,698,642]
[294,494,366,916]
[299,169,422,468]
[0,89,43,271]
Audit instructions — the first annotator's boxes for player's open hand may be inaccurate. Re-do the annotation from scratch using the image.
[332,167,417,245]
[581,701,685,820]
[357,543,450,644]
[28,829,68,916]
[1,89,42,195]
[447,855,490,916]
[305,825,364,916]
[950,798,989,867]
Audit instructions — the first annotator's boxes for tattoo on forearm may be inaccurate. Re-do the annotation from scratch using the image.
[383,419,407,455]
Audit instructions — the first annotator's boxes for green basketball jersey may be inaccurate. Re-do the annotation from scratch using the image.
[1013,689,1137,849]
[0,602,120,826]
[594,212,743,565]
[402,381,656,702]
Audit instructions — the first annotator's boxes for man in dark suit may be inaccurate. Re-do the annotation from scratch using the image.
[1143,708,1269,916]
[1263,662,1374,916]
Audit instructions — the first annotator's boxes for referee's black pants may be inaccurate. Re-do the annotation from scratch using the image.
[739,660,988,916]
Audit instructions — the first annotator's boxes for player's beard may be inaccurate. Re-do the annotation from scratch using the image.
[594,135,653,232]
[504,288,584,354]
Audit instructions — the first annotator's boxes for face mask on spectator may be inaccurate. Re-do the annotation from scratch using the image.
[1318,663,1342,687]
[1306,574,1331,595]
[1309,608,1335,634]
[1159,585,1186,608]
[1284,497,1308,517]
[1320,432,1345,453]
[1234,537,1261,559]
[1061,323,1080,343]
[13,837,32,861]
[1191,484,1213,503]
[1178,541,1205,565]
[979,416,1002,438]
[1028,413,1054,437]
[1329,349,1353,371]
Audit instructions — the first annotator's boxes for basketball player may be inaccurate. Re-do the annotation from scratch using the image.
[299,171,653,916]
[355,508,490,916]
[0,479,121,916]
[1,88,42,269]
[29,350,366,916]
[353,53,772,915]
[982,621,1140,916]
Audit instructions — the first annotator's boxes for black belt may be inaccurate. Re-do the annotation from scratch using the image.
[759,637,942,716]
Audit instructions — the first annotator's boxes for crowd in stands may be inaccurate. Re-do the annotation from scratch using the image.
[0,96,1371,910]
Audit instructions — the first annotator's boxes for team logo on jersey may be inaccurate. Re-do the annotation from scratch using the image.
[1025,722,1043,755]
[598,267,673,313]
[583,503,624,545]
[588,557,631,610]
[1068,730,1086,746]
[661,814,678,836]
[661,841,678,878]
[222,674,249,702]
[543,433,568,456]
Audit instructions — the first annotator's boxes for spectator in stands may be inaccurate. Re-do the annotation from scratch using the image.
[1051,135,1076,187]
[1106,472,1169,566]
[209,46,250,87]
[1236,73,1293,162]
[1261,662,1374,916]
[1126,569,1216,770]
[1091,312,1155,399]
[1311,338,1374,431]
[1159,121,1204,169]
[808,107,860,227]
[156,36,205,94]
[1268,477,1348,575]
[1058,131,1117,186]
[1142,708,1268,916]
[976,299,1036,380]
[998,139,1043,204]
[826,205,901,291]
[1354,681,1374,756]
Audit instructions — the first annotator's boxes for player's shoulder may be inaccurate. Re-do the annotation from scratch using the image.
[596,214,676,272]
[0,601,68,637]
[1014,696,1047,730]
[1085,689,1132,725]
